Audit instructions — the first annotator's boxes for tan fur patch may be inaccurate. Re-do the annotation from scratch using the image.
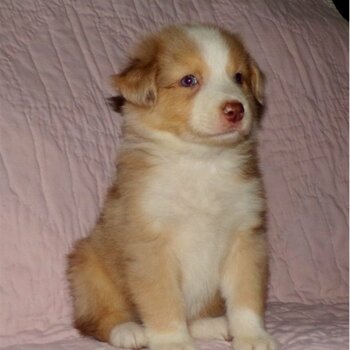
[67,238,134,341]
[222,227,268,318]
[220,26,264,106]
[114,26,207,139]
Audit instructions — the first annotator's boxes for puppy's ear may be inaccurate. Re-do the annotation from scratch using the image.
[112,39,158,107]
[107,95,125,114]
[250,61,264,105]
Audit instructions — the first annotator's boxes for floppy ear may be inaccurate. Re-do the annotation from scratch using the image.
[250,61,264,105]
[112,58,158,107]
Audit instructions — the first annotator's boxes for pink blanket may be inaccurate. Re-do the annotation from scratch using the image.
[0,0,348,349]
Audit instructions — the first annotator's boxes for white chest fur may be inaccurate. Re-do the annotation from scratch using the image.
[140,148,263,318]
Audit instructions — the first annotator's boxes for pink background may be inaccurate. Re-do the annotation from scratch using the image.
[0,0,348,349]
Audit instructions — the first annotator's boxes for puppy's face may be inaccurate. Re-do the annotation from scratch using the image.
[113,25,264,146]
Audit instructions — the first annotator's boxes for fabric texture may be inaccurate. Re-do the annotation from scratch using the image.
[1,303,348,350]
[0,0,348,349]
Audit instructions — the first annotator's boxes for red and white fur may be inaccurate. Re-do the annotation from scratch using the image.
[68,24,278,350]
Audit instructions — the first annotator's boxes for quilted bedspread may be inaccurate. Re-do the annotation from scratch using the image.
[0,0,348,349]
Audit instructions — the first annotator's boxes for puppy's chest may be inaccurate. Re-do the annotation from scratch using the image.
[142,155,254,230]
[141,155,261,316]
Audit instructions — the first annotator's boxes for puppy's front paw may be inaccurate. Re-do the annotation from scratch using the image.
[233,333,278,350]
[148,329,196,350]
[109,321,148,348]
[190,316,231,341]
[229,309,279,350]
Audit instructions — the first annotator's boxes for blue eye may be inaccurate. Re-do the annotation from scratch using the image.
[234,72,244,85]
[180,74,198,87]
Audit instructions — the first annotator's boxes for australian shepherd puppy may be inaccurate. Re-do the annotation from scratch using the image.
[68,24,277,350]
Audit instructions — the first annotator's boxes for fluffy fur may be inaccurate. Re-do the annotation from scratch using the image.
[67,24,278,350]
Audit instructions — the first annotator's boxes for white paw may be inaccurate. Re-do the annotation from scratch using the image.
[148,328,196,350]
[233,333,278,350]
[189,316,232,341]
[230,309,279,350]
[109,322,148,348]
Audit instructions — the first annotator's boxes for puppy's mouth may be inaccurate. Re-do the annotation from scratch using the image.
[186,125,248,145]
[206,129,247,142]
[210,122,245,137]
[198,120,248,139]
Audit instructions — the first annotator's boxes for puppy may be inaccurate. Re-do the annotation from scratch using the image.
[68,24,277,350]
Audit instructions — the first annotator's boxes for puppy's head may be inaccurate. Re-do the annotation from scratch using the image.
[112,24,264,146]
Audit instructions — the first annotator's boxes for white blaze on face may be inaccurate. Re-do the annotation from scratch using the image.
[185,26,252,139]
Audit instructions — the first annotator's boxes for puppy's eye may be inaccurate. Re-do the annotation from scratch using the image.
[234,72,244,85]
[180,74,198,87]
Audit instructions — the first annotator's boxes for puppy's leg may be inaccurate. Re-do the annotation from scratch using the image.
[68,238,147,349]
[189,294,230,341]
[189,316,231,341]
[127,236,195,350]
[221,230,278,350]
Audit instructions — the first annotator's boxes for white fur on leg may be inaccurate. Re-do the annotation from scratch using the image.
[147,325,196,350]
[189,316,231,341]
[229,309,278,350]
[109,322,148,348]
